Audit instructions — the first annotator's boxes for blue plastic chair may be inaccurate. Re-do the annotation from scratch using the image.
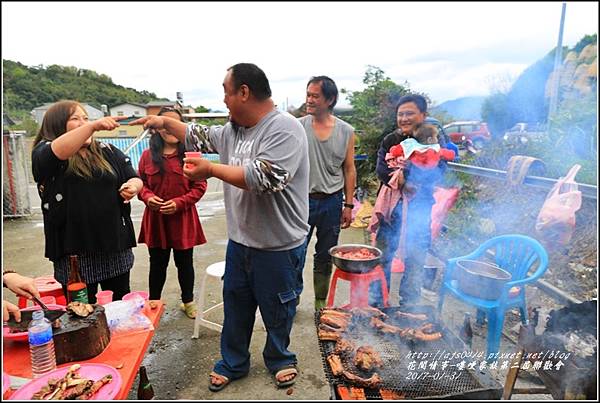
[437,234,549,359]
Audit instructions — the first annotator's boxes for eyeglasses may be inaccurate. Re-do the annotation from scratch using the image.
[397,111,418,118]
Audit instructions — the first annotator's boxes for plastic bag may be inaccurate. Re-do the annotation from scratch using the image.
[535,164,582,246]
[351,199,373,229]
[103,295,154,335]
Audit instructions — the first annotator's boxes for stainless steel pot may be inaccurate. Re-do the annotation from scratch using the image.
[329,244,382,273]
[455,259,512,300]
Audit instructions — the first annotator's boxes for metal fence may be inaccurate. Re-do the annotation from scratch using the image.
[3,131,32,217]
[447,162,597,200]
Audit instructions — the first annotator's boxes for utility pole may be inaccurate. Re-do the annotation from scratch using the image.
[548,2,567,120]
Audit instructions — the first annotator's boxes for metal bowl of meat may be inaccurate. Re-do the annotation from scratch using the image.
[329,244,382,273]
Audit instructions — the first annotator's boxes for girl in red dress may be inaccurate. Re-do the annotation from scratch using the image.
[137,107,207,318]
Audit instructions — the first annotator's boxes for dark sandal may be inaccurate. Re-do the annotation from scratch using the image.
[273,365,298,388]
[208,372,230,392]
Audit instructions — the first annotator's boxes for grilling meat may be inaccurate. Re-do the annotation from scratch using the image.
[350,307,388,320]
[321,308,351,319]
[318,329,341,341]
[334,338,356,355]
[320,314,349,330]
[353,345,383,371]
[342,371,383,388]
[370,317,442,341]
[370,316,404,334]
[327,353,344,376]
[394,311,428,321]
[413,323,442,341]
[319,323,342,333]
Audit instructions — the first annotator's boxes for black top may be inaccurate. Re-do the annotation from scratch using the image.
[32,140,139,262]
[376,130,410,185]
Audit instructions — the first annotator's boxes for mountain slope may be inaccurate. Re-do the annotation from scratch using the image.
[3,59,165,112]
[431,96,485,121]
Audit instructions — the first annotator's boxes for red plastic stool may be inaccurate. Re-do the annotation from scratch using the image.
[18,275,67,308]
[326,265,389,308]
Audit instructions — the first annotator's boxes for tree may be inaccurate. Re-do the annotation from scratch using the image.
[341,66,413,191]
[194,105,210,113]
[481,93,512,136]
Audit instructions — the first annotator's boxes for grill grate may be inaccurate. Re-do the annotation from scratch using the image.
[316,306,499,399]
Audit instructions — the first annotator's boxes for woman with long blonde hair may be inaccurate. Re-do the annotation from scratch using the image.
[32,100,143,303]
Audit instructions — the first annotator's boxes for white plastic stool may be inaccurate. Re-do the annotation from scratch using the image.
[192,261,265,338]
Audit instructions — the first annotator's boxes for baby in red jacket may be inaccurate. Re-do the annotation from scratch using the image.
[387,124,455,189]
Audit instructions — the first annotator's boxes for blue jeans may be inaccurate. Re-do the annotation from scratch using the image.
[302,191,343,300]
[370,196,433,306]
[213,240,305,379]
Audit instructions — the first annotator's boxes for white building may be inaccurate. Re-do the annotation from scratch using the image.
[109,103,147,117]
[31,103,104,124]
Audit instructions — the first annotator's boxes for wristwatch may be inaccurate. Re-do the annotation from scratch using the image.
[343,203,354,209]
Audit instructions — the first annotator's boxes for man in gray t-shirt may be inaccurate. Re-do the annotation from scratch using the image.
[298,76,356,310]
[131,63,308,391]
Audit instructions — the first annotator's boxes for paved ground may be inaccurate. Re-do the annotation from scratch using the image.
[2,179,551,400]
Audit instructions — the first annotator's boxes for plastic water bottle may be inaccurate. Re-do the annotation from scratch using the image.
[28,310,57,378]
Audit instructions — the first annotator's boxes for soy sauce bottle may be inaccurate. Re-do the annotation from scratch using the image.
[67,255,88,303]
[137,366,155,400]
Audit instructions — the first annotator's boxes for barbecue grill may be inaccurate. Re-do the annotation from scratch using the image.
[316,305,503,399]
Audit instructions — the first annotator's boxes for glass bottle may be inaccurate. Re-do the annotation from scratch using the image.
[137,365,155,400]
[459,312,474,349]
[67,255,88,303]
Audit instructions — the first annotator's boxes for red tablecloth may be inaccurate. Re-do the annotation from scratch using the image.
[3,301,165,400]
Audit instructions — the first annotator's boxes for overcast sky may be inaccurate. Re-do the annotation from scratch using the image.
[2,1,598,111]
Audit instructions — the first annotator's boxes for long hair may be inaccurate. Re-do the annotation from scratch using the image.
[149,106,186,173]
[34,100,114,179]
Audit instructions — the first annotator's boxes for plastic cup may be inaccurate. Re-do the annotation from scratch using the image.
[96,290,114,305]
[184,151,202,169]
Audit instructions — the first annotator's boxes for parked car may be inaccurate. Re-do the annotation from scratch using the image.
[503,123,546,146]
[443,121,492,149]
[424,117,460,161]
